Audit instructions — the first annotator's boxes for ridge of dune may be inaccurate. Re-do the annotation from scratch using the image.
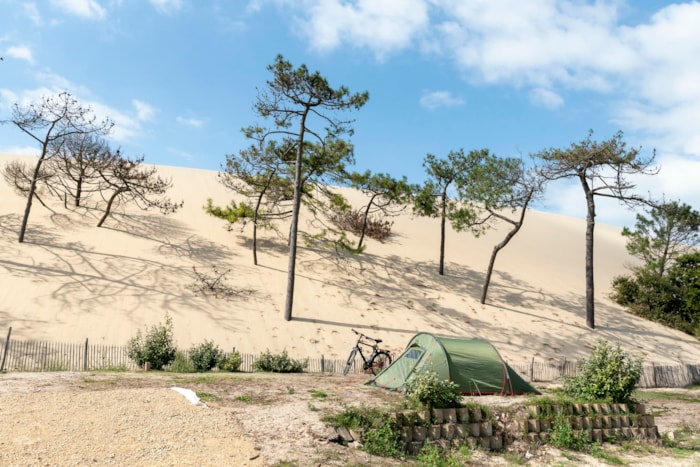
[1,153,698,365]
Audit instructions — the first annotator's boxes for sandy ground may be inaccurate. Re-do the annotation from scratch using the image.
[1,371,699,467]
[1,153,698,369]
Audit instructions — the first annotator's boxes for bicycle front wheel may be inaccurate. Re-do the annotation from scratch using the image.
[343,348,358,376]
[369,351,392,375]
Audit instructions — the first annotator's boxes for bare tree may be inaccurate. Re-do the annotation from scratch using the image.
[2,92,113,242]
[2,159,56,209]
[95,151,182,227]
[253,55,368,321]
[46,133,111,208]
[535,131,656,329]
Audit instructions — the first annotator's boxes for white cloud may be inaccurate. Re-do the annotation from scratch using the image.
[133,99,156,121]
[529,88,564,109]
[419,90,464,110]
[50,0,106,19]
[176,116,205,128]
[8,45,34,63]
[295,0,430,59]
[5,46,34,63]
[149,0,183,14]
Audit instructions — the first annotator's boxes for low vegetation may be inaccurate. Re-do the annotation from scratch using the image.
[126,314,177,370]
[253,349,308,373]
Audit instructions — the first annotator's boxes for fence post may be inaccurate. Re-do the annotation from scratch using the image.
[83,338,89,371]
[321,355,325,373]
[529,357,534,382]
[1,327,11,372]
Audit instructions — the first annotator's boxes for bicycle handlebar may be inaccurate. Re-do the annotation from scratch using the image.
[351,328,382,344]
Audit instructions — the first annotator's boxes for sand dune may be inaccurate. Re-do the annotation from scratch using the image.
[1,153,698,365]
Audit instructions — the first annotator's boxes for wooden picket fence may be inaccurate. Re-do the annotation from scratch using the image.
[2,329,700,388]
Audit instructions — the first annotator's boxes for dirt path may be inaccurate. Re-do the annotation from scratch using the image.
[1,372,699,466]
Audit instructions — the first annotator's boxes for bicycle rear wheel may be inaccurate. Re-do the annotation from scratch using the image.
[343,348,358,376]
[368,351,392,375]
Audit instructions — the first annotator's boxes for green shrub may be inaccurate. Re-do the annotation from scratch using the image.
[549,411,589,451]
[168,351,195,372]
[253,349,307,373]
[126,314,177,370]
[218,351,242,372]
[189,340,223,372]
[563,339,642,404]
[404,370,462,409]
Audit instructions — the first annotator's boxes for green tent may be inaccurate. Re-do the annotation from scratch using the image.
[368,333,538,395]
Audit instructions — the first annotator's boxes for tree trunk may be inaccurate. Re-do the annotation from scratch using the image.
[480,205,529,304]
[18,150,49,243]
[75,175,83,207]
[284,109,309,321]
[97,189,123,227]
[439,190,447,275]
[358,194,377,250]
[581,176,596,329]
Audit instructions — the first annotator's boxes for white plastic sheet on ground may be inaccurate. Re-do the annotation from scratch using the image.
[170,387,208,407]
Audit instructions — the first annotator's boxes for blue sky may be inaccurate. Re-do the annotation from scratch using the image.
[1,0,699,228]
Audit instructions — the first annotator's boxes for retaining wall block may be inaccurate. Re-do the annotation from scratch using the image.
[416,410,431,424]
[465,436,478,449]
[444,408,457,423]
[480,420,493,437]
[572,403,583,415]
[478,437,491,449]
[592,429,603,443]
[454,423,468,439]
[527,405,540,417]
[428,425,441,441]
[470,422,481,437]
[431,408,445,424]
[406,441,423,455]
[538,432,550,443]
[570,416,582,430]
[612,416,621,428]
[456,408,469,423]
[400,426,412,443]
[470,406,483,422]
[539,418,551,431]
[412,426,427,442]
[602,416,611,428]
[527,418,540,433]
[592,417,602,429]
[643,415,655,428]
[490,436,504,450]
[634,404,646,415]
[526,432,539,443]
[618,403,629,414]
[441,423,456,440]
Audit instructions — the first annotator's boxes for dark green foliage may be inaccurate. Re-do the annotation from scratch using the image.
[324,405,402,458]
[253,349,308,373]
[126,314,177,370]
[189,340,223,372]
[612,251,700,336]
[403,370,463,409]
[218,351,242,372]
[622,201,700,278]
[563,340,642,404]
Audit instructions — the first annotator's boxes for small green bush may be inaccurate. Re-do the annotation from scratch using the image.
[549,411,589,451]
[404,370,463,409]
[126,314,177,370]
[189,340,223,372]
[563,339,642,404]
[168,351,195,373]
[253,349,307,373]
[218,351,242,372]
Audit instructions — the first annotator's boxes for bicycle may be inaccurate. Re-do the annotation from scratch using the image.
[342,328,392,376]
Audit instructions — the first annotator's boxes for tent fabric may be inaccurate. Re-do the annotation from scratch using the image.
[367,333,538,396]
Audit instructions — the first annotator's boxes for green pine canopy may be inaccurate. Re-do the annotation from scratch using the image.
[367,333,539,395]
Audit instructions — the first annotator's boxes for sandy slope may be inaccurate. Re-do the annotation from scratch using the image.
[1,153,698,365]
